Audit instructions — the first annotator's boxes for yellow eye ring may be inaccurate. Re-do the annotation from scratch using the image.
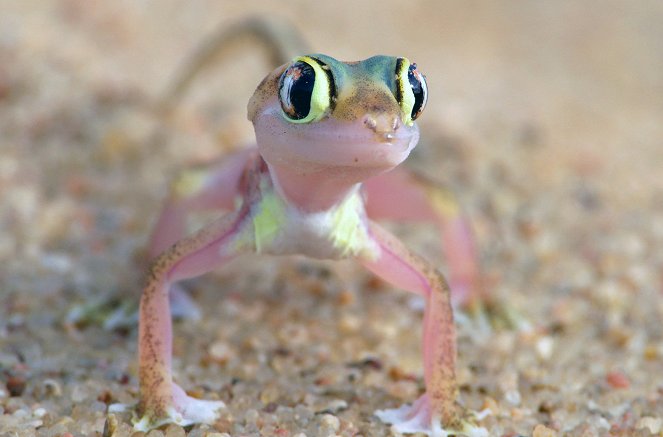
[395,58,428,126]
[278,56,334,123]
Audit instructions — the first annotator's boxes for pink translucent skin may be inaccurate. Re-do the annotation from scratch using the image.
[137,93,484,434]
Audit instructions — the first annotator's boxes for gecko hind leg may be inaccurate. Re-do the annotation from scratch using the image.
[364,168,528,332]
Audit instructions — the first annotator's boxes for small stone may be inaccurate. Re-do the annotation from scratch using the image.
[605,371,629,389]
[504,390,521,406]
[586,414,611,431]
[260,385,280,404]
[163,424,186,437]
[535,336,554,361]
[636,416,662,434]
[204,434,231,437]
[337,290,355,306]
[320,414,340,432]
[208,341,234,365]
[338,314,361,334]
[319,399,348,414]
[6,375,26,396]
[146,430,165,437]
[643,344,659,360]
[481,397,499,415]
[532,424,557,437]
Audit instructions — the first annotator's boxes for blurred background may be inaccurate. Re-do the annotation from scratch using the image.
[1,1,663,435]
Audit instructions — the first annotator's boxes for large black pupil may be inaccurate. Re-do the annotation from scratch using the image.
[407,65,425,118]
[286,62,315,119]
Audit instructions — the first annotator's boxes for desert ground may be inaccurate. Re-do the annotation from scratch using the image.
[1,1,662,436]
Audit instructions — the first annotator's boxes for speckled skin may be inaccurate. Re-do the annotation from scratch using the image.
[136,55,485,436]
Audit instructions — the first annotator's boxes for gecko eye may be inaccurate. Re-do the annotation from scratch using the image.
[395,58,428,126]
[278,56,333,123]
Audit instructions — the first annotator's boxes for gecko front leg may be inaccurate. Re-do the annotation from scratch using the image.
[135,208,253,431]
[143,148,256,321]
[361,222,486,437]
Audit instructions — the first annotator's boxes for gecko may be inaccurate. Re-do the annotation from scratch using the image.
[134,53,487,436]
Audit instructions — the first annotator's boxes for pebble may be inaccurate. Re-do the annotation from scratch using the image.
[532,424,557,437]
[320,399,348,414]
[6,375,26,397]
[643,344,659,360]
[320,414,340,432]
[163,424,186,437]
[605,371,630,389]
[260,385,280,404]
[535,336,554,361]
[337,289,355,306]
[208,341,234,364]
[636,416,662,434]
[337,313,361,334]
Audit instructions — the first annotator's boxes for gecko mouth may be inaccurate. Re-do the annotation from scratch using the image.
[255,108,420,169]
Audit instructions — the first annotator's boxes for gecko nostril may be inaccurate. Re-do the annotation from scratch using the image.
[363,114,400,138]
[391,116,401,131]
[364,116,378,131]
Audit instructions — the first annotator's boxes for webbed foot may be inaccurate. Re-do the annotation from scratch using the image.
[133,383,225,431]
[375,394,487,437]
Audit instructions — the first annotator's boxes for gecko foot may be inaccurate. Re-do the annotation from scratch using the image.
[375,394,488,437]
[133,383,225,431]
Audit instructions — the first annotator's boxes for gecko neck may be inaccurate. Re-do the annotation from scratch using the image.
[266,162,372,212]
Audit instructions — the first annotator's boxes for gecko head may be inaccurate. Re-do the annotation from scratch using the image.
[248,54,427,179]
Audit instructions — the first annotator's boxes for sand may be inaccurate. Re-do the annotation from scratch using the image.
[1,1,662,436]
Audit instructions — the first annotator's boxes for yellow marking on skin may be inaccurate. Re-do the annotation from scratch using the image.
[171,170,208,199]
[252,190,287,253]
[330,191,379,260]
[330,192,363,256]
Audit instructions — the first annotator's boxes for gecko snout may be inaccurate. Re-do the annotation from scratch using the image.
[363,113,401,141]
